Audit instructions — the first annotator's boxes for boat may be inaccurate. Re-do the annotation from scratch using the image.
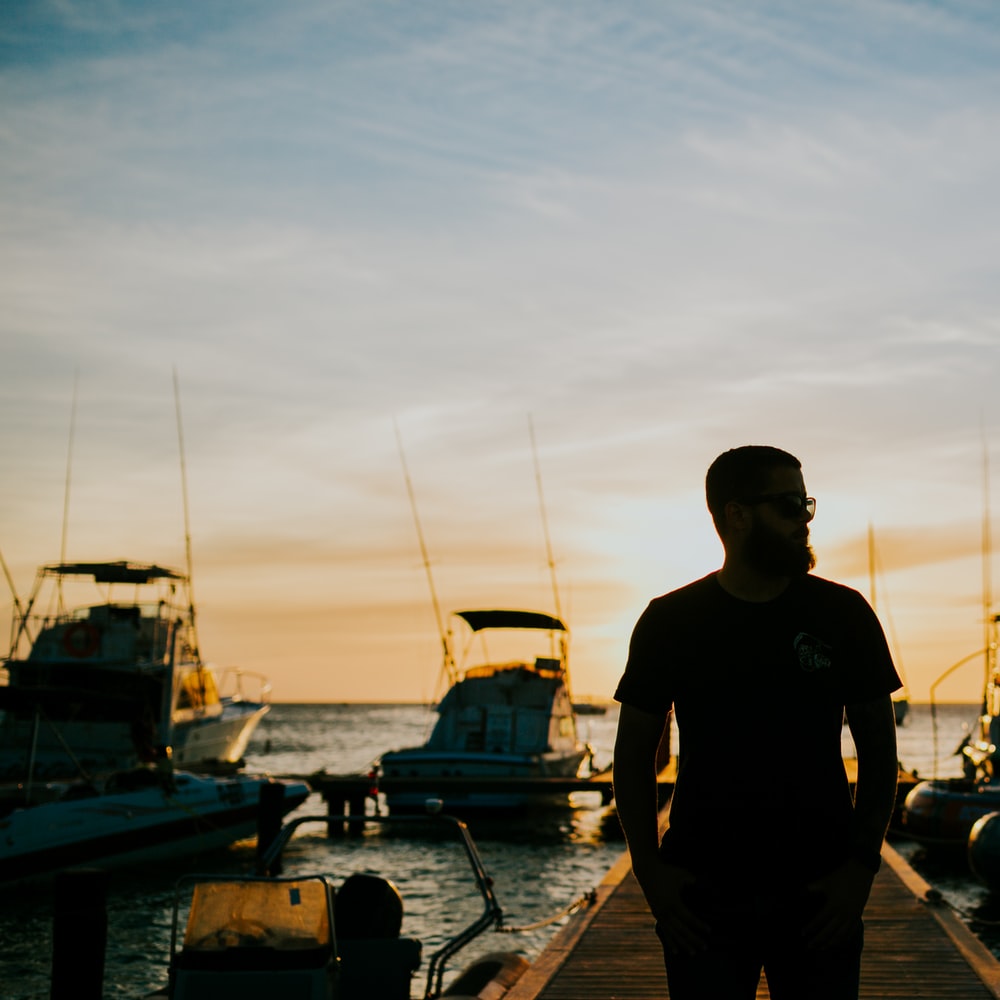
[0,768,310,885]
[158,811,530,1000]
[899,777,1000,849]
[377,609,592,812]
[899,610,1000,850]
[571,697,608,716]
[0,560,270,784]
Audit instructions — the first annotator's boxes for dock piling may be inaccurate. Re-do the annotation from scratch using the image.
[50,867,109,1000]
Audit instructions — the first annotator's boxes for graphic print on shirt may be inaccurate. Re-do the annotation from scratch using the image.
[793,631,833,672]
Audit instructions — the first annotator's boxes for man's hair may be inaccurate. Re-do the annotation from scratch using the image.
[705,445,802,533]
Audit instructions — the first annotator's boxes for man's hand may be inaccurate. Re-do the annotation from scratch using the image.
[803,859,874,950]
[634,860,711,957]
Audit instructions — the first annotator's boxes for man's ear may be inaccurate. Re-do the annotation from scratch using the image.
[723,499,750,534]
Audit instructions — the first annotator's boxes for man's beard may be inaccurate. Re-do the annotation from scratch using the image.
[744,519,816,577]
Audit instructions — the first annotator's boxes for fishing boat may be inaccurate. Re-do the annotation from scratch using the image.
[0,560,270,783]
[0,768,310,885]
[378,609,591,812]
[160,811,529,1000]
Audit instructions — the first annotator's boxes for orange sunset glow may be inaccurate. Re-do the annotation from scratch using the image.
[3,4,999,705]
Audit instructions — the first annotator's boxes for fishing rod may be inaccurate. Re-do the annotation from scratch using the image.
[394,419,456,688]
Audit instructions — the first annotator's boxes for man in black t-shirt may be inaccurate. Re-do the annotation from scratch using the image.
[613,446,900,1000]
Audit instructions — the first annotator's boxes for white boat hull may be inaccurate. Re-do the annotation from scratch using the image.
[0,771,310,884]
[171,702,270,768]
[379,748,589,810]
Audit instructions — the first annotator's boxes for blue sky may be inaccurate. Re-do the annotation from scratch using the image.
[2,1,1000,701]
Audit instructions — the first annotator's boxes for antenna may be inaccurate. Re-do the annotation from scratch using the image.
[57,370,79,612]
[394,419,455,686]
[173,369,201,662]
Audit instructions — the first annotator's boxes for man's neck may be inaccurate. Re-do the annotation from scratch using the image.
[715,563,790,603]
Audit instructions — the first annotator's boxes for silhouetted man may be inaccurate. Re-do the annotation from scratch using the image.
[613,445,900,999]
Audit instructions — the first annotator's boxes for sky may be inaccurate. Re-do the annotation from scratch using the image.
[2,1,1000,704]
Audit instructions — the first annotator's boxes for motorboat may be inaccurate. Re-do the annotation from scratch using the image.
[0,768,310,885]
[899,778,1000,849]
[0,560,270,783]
[378,609,591,812]
[899,612,1000,850]
[157,811,530,1000]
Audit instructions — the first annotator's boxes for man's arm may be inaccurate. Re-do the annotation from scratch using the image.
[845,694,899,863]
[613,704,668,874]
[613,703,708,954]
[804,694,898,950]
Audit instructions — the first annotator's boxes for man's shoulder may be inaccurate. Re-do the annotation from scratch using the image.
[646,573,719,612]
[794,574,874,616]
[797,574,867,602]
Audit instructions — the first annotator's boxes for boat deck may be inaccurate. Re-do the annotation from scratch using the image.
[503,842,1000,999]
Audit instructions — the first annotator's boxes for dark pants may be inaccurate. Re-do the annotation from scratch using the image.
[655,887,863,1000]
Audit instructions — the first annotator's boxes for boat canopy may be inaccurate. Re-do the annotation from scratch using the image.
[40,562,186,585]
[454,610,567,633]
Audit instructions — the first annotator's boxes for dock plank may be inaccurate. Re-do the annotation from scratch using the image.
[504,843,1000,1000]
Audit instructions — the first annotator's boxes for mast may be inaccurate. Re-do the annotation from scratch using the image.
[394,420,455,686]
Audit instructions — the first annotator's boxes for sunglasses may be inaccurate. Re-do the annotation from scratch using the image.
[740,492,816,521]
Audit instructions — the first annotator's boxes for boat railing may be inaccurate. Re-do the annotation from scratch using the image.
[256,810,504,999]
[463,658,563,681]
[214,667,272,705]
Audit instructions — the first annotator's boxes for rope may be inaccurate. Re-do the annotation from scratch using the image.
[496,889,597,933]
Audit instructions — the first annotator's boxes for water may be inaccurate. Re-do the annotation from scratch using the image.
[0,702,625,999]
[4,701,1000,998]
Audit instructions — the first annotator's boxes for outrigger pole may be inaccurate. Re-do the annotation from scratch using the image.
[173,369,202,664]
[981,426,994,713]
[528,415,570,684]
[529,414,562,624]
[394,419,456,688]
[1,547,24,657]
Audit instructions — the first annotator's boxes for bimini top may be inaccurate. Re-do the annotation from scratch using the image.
[40,562,186,585]
[454,610,567,633]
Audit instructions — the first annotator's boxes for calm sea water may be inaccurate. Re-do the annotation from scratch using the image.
[0,702,624,998]
[1,700,998,998]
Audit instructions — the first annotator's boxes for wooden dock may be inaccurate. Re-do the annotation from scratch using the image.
[503,841,1000,999]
